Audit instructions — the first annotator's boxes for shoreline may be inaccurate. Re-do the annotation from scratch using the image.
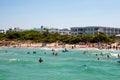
[0,43,118,51]
[0,41,120,51]
[1,42,120,58]
[0,42,98,49]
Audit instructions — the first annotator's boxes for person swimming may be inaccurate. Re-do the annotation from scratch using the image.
[55,52,58,56]
[97,57,100,60]
[118,54,120,58]
[95,54,98,56]
[81,64,88,69]
[44,52,46,54]
[52,52,55,55]
[62,48,68,52]
[39,58,43,63]
[100,52,104,56]
[52,49,55,51]
[5,50,8,53]
[33,51,36,54]
[107,55,110,58]
[27,52,30,54]
[83,64,87,67]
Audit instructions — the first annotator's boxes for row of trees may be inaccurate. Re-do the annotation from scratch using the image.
[0,30,116,44]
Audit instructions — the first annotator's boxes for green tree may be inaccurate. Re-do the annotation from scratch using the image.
[1,29,115,44]
[0,33,6,40]
[6,32,20,40]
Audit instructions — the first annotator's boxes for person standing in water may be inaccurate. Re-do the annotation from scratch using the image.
[39,58,43,63]
[27,52,30,54]
[107,55,110,58]
[97,57,100,60]
[118,54,120,58]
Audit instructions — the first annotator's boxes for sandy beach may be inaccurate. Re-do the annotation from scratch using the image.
[0,40,96,49]
[1,40,120,51]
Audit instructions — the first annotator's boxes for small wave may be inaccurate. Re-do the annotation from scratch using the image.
[41,48,70,51]
[9,58,18,61]
[110,53,118,57]
[9,58,34,64]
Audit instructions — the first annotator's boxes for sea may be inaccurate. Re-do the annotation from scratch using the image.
[0,48,120,80]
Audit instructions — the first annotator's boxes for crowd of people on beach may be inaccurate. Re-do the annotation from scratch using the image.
[1,39,120,49]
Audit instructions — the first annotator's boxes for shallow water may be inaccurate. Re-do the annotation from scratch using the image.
[0,48,120,80]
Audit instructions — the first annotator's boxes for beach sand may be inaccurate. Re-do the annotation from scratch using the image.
[1,41,120,51]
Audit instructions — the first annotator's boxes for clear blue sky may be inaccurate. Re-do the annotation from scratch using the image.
[0,0,120,30]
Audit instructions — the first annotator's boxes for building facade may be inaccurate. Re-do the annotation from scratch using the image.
[0,29,5,33]
[58,29,71,35]
[32,27,71,35]
[48,28,59,33]
[48,28,71,35]
[71,26,120,36]
[6,28,24,33]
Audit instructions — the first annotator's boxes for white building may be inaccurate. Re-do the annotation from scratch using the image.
[58,29,71,35]
[71,26,120,36]
[48,28,59,33]
[48,28,71,35]
[32,27,71,35]
[0,29,5,33]
[6,27,24,33]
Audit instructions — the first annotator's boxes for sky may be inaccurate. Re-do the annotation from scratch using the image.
[0,0,120,30]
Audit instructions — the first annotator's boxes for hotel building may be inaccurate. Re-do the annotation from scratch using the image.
[71,26,120,36]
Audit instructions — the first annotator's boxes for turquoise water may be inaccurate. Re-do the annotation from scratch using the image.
[0,48,120,80]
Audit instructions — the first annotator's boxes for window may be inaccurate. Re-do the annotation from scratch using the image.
[78,28,83,31]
